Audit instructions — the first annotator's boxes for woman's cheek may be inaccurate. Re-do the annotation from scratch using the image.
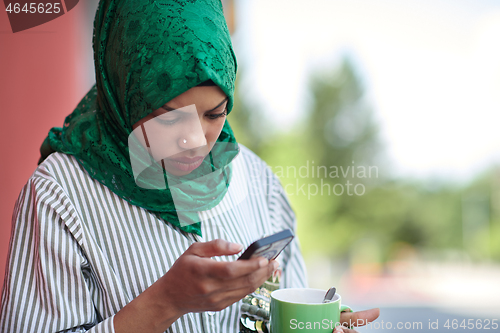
[146,123,178,160]
[209,119,225,142]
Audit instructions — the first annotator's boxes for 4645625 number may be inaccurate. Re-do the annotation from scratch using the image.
[444,319,498,330]
[5,3,61,14]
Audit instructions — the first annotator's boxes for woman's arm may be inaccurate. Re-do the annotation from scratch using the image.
[0,178,115,333]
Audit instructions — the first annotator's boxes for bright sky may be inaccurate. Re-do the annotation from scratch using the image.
[232,0,500,181]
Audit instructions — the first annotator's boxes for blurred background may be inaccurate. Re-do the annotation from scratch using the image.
[1,0,499,330]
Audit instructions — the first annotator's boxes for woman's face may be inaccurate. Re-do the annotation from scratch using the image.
[132,85,228,176]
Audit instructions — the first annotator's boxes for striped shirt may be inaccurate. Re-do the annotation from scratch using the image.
[1,144,307,333]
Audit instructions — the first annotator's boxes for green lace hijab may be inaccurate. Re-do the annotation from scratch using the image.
[39,0,239,236]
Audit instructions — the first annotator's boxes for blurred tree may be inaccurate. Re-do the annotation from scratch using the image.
[306,57,380,168]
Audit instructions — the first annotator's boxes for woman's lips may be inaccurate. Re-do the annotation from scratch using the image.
[165,155,204,172]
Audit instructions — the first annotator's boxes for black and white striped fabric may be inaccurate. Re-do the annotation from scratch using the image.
[1,145,307,333]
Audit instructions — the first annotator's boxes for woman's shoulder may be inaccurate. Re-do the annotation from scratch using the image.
[15,153,94,228]
[31,152,91,189]
[234,143,282,195]
[35,151,82,173]
[236,144,271,173]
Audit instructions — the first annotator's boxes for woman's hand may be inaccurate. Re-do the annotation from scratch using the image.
[333,308,381,333]
[158,239,278,314]
[114,239,278,333]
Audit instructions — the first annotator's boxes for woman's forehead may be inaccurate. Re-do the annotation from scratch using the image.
[163,86,227,109]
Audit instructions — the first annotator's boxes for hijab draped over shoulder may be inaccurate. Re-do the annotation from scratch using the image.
[39,0,239,236]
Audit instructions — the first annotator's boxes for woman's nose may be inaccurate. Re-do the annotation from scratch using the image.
[178,117,207,149]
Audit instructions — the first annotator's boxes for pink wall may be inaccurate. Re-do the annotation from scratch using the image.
[0,5,87,292]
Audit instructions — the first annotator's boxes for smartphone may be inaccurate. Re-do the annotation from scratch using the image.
[238,229,294,260]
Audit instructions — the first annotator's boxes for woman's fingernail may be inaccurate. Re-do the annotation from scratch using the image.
[334,326,344,333]
[259,258,268,267]
[272,261,279,270]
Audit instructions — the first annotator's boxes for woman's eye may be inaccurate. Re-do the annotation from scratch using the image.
[153,109,184,126]
[207,109,227,120]
[155,117,179,126]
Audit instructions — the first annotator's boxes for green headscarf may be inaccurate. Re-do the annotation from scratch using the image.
[38,0,239,236]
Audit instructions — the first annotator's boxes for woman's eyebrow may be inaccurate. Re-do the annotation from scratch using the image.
[163,97,228,112]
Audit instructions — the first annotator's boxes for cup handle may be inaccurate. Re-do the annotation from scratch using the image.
[340,305,354,329]
[341,304,352,313]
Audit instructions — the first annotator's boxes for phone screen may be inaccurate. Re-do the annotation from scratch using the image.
[238,229,294,260]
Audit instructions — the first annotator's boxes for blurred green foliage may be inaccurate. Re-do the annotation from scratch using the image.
[228,60,500,265]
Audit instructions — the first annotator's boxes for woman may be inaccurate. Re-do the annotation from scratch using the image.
[0,0,378,332]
